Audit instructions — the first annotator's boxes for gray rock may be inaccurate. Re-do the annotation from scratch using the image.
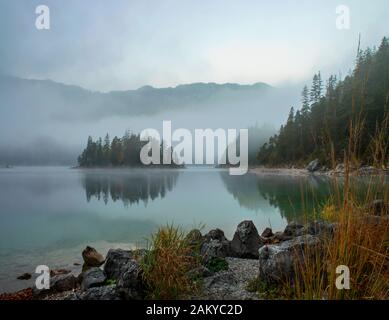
[81,267,107,291]
[116,260,144,300]
[187,266,214,279]
[284,222,305,237]
[82,246,105,267]
[231,220,263,259]
[77,285,121,300]
[261,227,274,238]
[50,273,77,292]
[358,166,379,175]
[204,228,228,242]
[201,229,231,262]
[258,235,320,285]
[201,239,230,262]
[104,249,133,280]
[188,257,260,300]
[306,159,320,172]
[272,231,293,242]
[203,270,237,289]
[307,220,335,237]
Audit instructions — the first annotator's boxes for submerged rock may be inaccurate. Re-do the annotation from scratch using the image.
[230,220,263,259]
[258,235,321,285]
[82,246,105,267]
[17,273,32,280]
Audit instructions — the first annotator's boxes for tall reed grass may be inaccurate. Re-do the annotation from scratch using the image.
[282,108,389,300]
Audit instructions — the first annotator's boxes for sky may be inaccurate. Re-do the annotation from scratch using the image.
[0,0,388,92]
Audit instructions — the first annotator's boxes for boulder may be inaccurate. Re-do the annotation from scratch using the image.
[104,249,133,280]
[261,228,274,238]
[230,221,263,259]
[82,246,105,267]
[307,220,335,237]
[80,267,107,291]
[201,240,230,262]
[204,228,228,242]
[116,260,145,300]
[258,235,320,285]
[201,229,231,262]
[272,231,293,242]
[283,222,306,237]
[306,159,320,172]
[77,285,121,300]
[50,273,77,292]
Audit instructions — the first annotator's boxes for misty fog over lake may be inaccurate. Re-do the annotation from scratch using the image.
[0,166,335,293]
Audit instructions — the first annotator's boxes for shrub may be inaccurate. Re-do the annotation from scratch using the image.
[140,224,200,299]
[206,257,229,273]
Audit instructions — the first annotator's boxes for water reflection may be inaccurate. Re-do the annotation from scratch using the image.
[81,169,180,206]
[220,172,333,221]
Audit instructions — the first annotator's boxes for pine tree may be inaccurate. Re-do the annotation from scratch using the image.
[301,85,310,117]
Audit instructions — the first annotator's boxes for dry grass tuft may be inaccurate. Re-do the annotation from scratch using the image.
[140,224,200,299]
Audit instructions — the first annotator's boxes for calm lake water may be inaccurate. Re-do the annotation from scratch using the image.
[0,166,338,293]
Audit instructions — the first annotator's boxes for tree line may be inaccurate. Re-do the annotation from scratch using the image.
[77,132,178,167]
[257,37,389,167]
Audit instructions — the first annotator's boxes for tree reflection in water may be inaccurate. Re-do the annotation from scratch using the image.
[81,169,180,207]
[220,171,333,222]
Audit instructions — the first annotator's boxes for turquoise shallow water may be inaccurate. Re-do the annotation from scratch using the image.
[0,166,338,293]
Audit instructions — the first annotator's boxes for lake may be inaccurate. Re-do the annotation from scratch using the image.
[0,166,336,293]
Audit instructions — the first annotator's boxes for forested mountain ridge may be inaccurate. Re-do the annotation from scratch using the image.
[257,37,389,167]
[0,75,272,119]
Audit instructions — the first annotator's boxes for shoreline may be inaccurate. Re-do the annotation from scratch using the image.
[249,167,310,177]
[249,165,389,177]
[1,205,387,300]
[1,220,333,300]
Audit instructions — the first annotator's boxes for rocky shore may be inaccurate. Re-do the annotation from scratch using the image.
[2,198,386,301]
[0,220,335,300]
[250,159,389,177]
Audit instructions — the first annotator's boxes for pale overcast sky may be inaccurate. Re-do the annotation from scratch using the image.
[1,0,388,91]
